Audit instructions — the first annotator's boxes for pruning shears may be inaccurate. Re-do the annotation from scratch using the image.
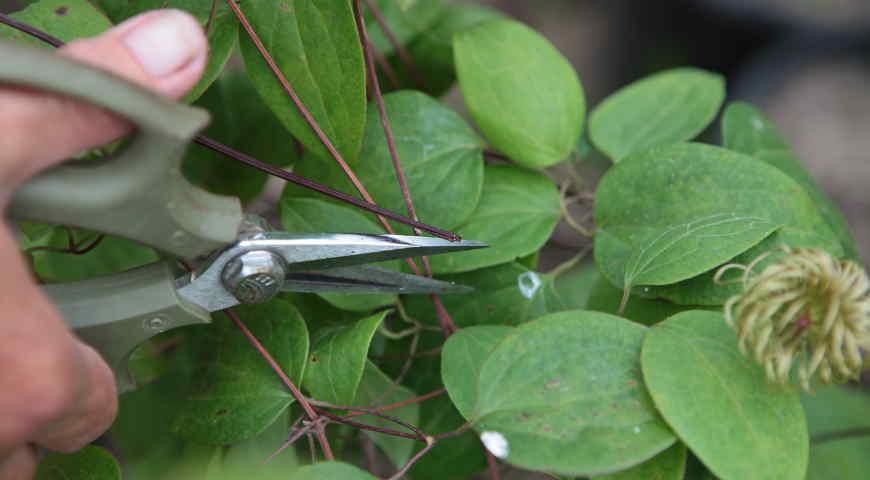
[0,42,484,393]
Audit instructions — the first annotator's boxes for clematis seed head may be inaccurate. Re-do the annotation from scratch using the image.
[717,246,870,391]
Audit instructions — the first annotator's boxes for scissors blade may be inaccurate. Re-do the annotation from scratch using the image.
[282,265,472,295]
[252,233,486,271]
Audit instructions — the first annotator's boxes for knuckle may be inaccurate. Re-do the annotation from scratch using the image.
[12,339,82,425]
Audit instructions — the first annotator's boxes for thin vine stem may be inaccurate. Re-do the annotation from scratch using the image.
[559,180,594,238]
[353,0,458,335]
[362,0,425,90]
[316,409,423,441]
[226,309,335,461]
[0,12,62,46]
[224,0,410,240]
[485,448,501,480]
[811,427,870,445]
[388,436,435,480]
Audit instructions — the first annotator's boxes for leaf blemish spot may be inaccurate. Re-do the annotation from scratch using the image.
[54,6,68,15]
[545,378,561,389]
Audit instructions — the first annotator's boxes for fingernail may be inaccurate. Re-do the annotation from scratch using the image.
[122,10,204,77]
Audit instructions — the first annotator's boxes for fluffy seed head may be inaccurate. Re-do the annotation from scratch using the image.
[718,246,870,390]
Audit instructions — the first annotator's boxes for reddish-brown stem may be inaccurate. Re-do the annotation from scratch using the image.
[317,388,445,420]
[362,0,426,90]
[194,136,457,240]
[433,421,474,440]
[316,409,423,441]
[0,12,459,241]
[225,0,400,237]
[388,436,435,480]
[354,0,459,336]
[227,309,334,460]
[485,448,501,480]
[370,42,401,90]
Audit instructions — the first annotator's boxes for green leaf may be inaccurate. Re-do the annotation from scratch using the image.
[594,143,842,294]
[209,411,299,480]
[408,395,487,480]
[455,19,585,168]
[353,362,419,468]
[430,165,561,274]
[35,446,120,480]
[183,71,297,203]
[470,311,676,476]
[287,462,377,480]
[93,0,237,102]
[403,262,535,327]
[402,4,504,95]
[279,195,398,311]
[287,91,485,231]
[585,274,700,326]
[589,68,725,162]
[30,229,158,283]
[365,0,444,55]
[802,386,870,480]
[240,0,366,162]
[641,310,808,480]
[721,101,789,156]
[303,310,387,404]
[174,300,309,445]
[441,325,514,420]
[593,442,687,480]
[2,0,111,44]
[722,102,859,261]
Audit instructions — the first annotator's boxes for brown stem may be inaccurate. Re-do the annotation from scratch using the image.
[362,0,426,90]
[225,0,401,239]
[205,0,219,34]
[353,0,458,336]
[227,309,334,460]
[485,447,501,480]
[433,421,474,440]
[316,388,446,420]
[0,13,62,47]
[370,42,401,90]
[316,409,423,441]
[388,436,435,480]
[812,427,870,445]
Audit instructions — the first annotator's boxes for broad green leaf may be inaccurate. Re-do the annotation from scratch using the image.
[455,19,585,168]
[174,301,309,445]
[303,310,387,404]
[402,4,504,95]
[589,68,725,162]
[641,311,808,480]
[409,395,487,480]
[403,262,535,327]
[287,462,377,480]
[594,143,842,294]
[240,0,365,162]
[353,361,419,468]
[441,325,513,420]
[430,165,561,274]
[365,0,444,55]
[471,311,676,476]
[30,229,158,283]
[35,446,120,480]
[594,442,687,480]
[721,101,789,155]
[209,411,299,480]
[802,386,870,480]
[722,102,859,260]
[586,275,700,326]
[287,91,485,231]
[525,259,602,320]
[183,71,297,203]
[93,0,237,102]
[280,187,396,312]
[1,0,111,44]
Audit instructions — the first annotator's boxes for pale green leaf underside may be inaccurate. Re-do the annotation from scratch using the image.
[641,311,808,480]
[472,311,676,476]
[288,462,377,480]
[593,442,687,480]
[36,446,121,480]
[441,325,514,420]
[590,67,725,162]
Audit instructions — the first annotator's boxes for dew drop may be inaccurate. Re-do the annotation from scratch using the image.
[480,431,509,459]
[517,272,542,299]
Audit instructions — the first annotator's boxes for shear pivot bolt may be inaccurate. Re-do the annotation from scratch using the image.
[221,250,287,304]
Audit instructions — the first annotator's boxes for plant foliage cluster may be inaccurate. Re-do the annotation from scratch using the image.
[2,0,868,479]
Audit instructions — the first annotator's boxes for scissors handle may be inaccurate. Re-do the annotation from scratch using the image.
[0,41,243,259]
[43,261,211,393]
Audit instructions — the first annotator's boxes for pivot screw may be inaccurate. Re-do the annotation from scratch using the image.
[221,250,287,304]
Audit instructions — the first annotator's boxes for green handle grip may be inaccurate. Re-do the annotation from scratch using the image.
[43,261,211,393]
[0,41,243,259]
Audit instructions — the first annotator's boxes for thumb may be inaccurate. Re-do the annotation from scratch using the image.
[0,9,208,188]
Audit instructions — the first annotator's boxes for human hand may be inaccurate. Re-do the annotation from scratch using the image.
[0,10,207,479]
